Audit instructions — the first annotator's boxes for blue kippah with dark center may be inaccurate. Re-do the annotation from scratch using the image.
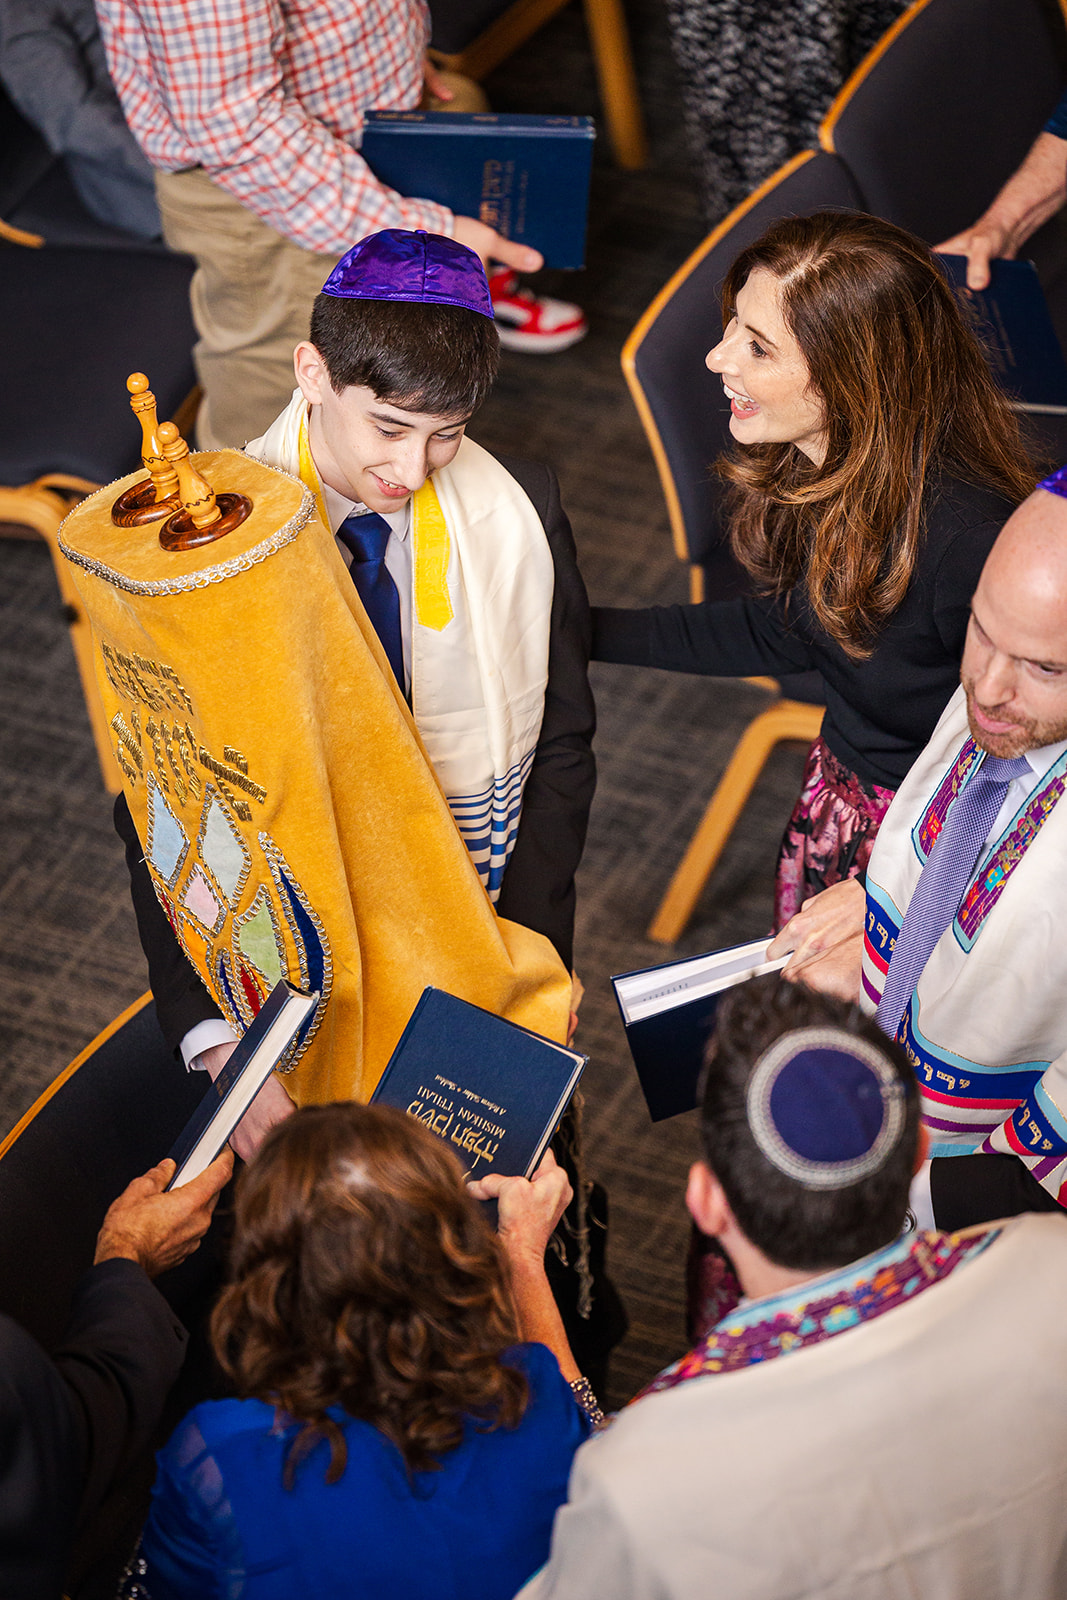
[320,229,494,319]
[746,1027,906,1190]
[1039,463,1067,499]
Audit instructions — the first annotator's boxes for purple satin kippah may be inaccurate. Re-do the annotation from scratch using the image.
[1039,463,1067,500]
[746,1026,907,1190]
[320,229,494,319]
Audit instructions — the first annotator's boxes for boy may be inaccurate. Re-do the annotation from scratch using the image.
[117,230,620,1386]
[118,228,593,1122]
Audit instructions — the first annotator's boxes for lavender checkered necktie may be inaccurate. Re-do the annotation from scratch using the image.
[875,752,1030,1038]
[337,511,405,690]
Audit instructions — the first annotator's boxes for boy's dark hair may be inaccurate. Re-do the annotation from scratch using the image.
[308,294,500,417]
[700,976,920,1272]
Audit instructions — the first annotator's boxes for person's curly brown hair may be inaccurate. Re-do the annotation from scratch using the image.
[210,1102,528,1484]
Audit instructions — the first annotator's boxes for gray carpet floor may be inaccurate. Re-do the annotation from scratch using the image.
[0,0,811,1408]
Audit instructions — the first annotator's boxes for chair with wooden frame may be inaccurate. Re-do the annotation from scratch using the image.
[427,0,647,168]
[621,150,863,943]
[818,0,1067,252]
[0,994,230,1598]
[816,0,1067,459]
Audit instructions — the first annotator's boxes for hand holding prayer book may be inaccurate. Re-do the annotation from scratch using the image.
[371,987,586,1180]
[165,980,318,1188]
[613,939,787,1121]
[360,112,595,269]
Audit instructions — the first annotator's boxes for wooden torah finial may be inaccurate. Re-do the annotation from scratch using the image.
[160,421,219,528]
[110,371,182,526]
[157,421,253,551]
[129,373,179,499]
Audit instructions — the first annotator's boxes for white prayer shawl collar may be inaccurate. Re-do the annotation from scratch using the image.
[246,391,553,900]
[862,684,1067,1197]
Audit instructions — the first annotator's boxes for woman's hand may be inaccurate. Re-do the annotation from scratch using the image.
[468,1149,572,1266]
[768,876,865,1001]
[469,1152,579,1380]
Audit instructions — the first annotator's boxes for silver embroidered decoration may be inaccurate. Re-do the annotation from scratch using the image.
[57,466,315,595]
[746,1026,906,1190]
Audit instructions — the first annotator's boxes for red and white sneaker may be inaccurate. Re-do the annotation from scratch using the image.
[488,267,588,353]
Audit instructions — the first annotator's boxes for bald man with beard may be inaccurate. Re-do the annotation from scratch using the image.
[769,465,1067,1231]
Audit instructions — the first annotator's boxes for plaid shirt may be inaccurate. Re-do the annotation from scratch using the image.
[95,0,452,253]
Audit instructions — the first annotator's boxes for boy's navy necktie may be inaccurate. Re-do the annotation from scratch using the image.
[875,752,1030,1038]
[337,511,405,690]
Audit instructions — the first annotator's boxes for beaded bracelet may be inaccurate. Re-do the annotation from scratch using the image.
[569,1374,608,1431]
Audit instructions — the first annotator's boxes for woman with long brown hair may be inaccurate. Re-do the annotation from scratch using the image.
[127,1104,593,1600]
[594,211,1037,927]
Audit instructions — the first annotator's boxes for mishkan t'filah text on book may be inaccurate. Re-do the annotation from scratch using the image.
[372,987,586,1178]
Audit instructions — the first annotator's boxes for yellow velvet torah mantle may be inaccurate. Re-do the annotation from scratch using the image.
[58,450,570,1103]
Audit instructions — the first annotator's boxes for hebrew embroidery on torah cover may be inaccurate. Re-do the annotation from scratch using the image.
[58,376,570,1105]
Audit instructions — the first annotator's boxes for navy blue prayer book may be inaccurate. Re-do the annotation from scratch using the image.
[613,940,786,1122]
[360,112,595,270]
[166,980,318,1188]
[371,987,585,1179]
[937,254,1067,413]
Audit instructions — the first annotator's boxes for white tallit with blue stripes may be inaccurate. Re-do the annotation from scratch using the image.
[247,395,553,901]
[413,435,553,898]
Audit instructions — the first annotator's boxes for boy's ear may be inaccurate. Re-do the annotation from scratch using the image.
[686,1160,732,1239]
[294,341,330,407]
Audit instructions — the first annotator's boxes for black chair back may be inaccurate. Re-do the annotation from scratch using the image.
[821,0,1067,245]
[0,998,234,1597]
[623,149,861,597]
[0,244,195,485]
[0,996,217,1349]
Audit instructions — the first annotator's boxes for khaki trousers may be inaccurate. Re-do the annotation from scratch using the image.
[155,168,339,449]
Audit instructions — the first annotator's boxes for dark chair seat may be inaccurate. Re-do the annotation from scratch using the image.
[0,995,219,1347]
[0,231,196,795]
[429,0,515,54]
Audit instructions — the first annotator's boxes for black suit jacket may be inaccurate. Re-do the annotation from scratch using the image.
[0,1260,186,1600]
[115,452,595,1054]
[930,1152,1067,1231]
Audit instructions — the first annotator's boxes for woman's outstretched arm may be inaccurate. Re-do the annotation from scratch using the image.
[592,593,813,679]
[469,1152,581,1383]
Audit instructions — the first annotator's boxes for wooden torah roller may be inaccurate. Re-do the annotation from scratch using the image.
[156,422,252,550]
[111,373,181,526]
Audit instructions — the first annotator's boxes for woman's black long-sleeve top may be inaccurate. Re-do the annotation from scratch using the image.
[592,478,1018,790]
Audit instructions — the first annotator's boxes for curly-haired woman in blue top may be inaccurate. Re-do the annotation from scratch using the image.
[125,1103,592,1600]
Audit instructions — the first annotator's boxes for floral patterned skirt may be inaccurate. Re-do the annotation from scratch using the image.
[688,739,897,1342]
[772,736,896,933]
